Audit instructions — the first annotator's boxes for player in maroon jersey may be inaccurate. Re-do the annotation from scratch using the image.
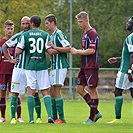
[0,20,23,122]
[71,11,102,124]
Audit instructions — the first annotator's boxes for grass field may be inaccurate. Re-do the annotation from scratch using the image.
[0,98,133,133]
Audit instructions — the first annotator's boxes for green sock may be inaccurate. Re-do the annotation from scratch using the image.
[34,95,41,118]
[51,98,57,120]
[10,95,18,119]
[44,95,52,118]
[115,96,123,119]
[27,96,35,122]
[55,97,65,120]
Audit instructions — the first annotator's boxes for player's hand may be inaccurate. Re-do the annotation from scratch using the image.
[131,64,133,71]
[9,58,19,64]
[107,57,117,64]
[48,42,55,48]
[128,69,133,82]
[70,47,78,54]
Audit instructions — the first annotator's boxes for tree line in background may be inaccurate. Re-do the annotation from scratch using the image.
[0,0,133,68]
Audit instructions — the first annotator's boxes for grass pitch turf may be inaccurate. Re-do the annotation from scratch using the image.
[0,100,133,133]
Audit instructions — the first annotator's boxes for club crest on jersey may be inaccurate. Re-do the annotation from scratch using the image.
[77,78,80,85]
[0,84,6,91]
[11,84,14,90]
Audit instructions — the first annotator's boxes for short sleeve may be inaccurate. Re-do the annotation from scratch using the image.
[45,34,51,50]
[17,35,25,50]
[126,34,133,52]
[57,32,70,47]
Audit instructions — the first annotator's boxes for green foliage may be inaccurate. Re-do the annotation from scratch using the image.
[71,0,133,67]
[0,0,133,67]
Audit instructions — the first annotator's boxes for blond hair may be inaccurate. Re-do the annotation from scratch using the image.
[75,11,89,20]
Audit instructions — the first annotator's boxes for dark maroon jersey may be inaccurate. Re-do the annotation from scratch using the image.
[0,38,15,74]
[81,28,99,69]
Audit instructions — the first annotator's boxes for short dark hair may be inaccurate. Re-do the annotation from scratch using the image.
[30,15,41,27]
[45,14,57,25]
[131,16,133,21]
[4,20,14,28]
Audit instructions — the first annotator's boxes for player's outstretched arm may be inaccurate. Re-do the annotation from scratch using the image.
[107,57,121,64]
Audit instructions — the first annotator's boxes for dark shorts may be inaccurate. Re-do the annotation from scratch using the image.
[76,68,98,88]
[0,74,12,91]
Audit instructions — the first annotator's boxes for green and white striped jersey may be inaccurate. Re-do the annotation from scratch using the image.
[119,33,133,73]
[50,29,70,69]
[17,29,50,70]
[5,31,26,69]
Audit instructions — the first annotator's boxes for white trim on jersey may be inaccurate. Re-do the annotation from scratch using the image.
[59,39,70,47]
[6,38,18,47]
[126,34,133,52]
[45,35,51,50]
[17,35,25,50]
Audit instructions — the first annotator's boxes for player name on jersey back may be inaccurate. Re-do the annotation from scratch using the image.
[29,32,42,36]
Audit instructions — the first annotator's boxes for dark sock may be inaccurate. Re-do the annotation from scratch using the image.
[17,97,21,118]
[44,95,52,118]
[83,93,92,106]
[55,97,65,120]
[0,98,6,118]
[51,98,57,120]
[10,96,18,119]
[115,96,123,119]
[27,96,35,122]
[34,95,41,118]
[89,99,99,120]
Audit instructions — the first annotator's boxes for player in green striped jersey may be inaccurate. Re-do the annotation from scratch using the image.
[107,16,133,124]
[16,15,58,124]
[45,14,70,123]
[2,16,42,124]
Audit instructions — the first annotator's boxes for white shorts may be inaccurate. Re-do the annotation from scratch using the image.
[115,71,132,90]
[25,70,51,90]
[49,68,67,86]
[11,68,27,94]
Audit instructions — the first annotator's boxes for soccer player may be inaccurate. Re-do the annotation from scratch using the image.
[15,15,58,124]
[0,20,15,122]
[2,16,42,124]
[71,11,102,124]
[45,14,70,123]
[107,16,133,124]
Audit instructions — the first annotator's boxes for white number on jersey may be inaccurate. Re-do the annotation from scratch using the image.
[29,37,44,53]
